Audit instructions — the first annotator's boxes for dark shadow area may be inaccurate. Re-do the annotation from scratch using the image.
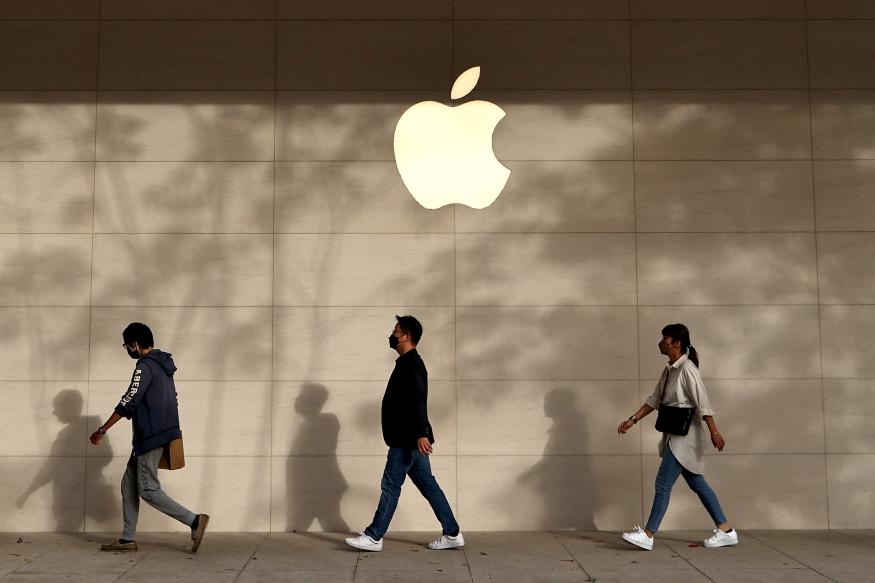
[16,390,116,531]
[287,383,349,532]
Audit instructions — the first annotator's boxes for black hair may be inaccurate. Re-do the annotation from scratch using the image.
[661,323,699,368]
[395,315,423,345]
[123,322,154,348]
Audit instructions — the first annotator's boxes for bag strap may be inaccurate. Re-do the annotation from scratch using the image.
[659,368,670,402]
[661,365,689,406]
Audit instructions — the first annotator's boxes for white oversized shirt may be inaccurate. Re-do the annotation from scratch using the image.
[645,353,715,475]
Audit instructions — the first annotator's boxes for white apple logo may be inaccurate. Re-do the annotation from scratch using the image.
[394,67,511,210]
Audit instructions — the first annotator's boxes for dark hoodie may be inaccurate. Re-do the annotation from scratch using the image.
[115,350,183,456]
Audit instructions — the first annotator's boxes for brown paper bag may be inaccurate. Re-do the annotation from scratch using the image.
[158,438,185,470]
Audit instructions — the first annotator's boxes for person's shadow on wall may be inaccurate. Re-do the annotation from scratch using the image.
[287,383,350,532]
[516,387,596,529]
[16,389,117,531]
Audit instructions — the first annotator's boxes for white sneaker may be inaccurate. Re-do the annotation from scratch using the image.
[621,526,654,551]
[704,528,738,548]
[428,532,465,550]
[345,533,383,552]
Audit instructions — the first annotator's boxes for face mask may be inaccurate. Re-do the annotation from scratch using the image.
[126,347,139,359]
[388,334,400,349]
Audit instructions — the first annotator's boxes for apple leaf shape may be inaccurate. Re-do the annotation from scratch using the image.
[450,66,481,100]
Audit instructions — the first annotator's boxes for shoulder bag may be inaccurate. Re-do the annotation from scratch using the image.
[654,368,695,436]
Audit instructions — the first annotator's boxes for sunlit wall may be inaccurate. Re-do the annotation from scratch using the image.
[1,0,875,532]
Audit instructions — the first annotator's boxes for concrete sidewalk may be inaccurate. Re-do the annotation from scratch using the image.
[2,530,874,582]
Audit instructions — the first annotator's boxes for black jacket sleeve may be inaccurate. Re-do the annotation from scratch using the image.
[411,366,430,439]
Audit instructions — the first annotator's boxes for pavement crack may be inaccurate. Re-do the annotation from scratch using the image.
[232,532,270,583]
[552,531,595,581]
[743,532,838,583]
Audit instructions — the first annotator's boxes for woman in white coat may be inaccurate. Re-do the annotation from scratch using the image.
[617,323,738,551]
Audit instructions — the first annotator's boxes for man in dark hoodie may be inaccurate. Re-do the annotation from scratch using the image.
[89,322,209,553]
[345,315,463,552]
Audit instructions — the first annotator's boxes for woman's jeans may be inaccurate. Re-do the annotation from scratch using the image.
[364,447,459,541]
[645,447,727,533]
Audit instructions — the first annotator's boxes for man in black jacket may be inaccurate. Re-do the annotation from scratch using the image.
[89,323,209,553]
[345,315,463,552]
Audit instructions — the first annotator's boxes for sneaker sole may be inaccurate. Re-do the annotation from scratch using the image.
[345,541,383,552]
[621,534,653,551]
[428,543,464,550]
[704,539,738,548]
[100,547,137,552]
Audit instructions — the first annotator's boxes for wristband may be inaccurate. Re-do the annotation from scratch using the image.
[96,427,106,435]
[628,415,638,424]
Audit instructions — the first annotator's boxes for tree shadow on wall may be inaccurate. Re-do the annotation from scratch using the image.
[263,88,833,532]
[4,56,871,534]
[93,98,277,527]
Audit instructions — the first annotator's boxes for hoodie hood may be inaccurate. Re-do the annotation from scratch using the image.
[140,349,177,376]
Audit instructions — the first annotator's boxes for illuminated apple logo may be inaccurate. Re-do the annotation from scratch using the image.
[393,67,511,210]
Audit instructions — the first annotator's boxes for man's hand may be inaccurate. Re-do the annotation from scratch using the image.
[417,437,433,456]
[90,430,104,445]
[617,419,635,435]
[711,431,725,452]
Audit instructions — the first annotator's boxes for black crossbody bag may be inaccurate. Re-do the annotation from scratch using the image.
[654,368,695,436]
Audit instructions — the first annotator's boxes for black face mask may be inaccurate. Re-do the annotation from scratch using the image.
[388,334,400,349]
[126,348,140,360]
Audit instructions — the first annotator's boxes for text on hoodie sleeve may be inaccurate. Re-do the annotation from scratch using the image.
[115,362,153,419]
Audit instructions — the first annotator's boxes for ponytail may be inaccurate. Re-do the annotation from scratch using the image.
[687,344,700,368]
[661,323,699,368]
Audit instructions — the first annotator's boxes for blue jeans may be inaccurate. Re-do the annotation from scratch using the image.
[645,447,727,534]
[364,447,459,541]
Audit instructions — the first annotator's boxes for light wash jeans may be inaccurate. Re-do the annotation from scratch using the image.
[364,447,459,541]
[645,447,727,533]
[121,447,196,540]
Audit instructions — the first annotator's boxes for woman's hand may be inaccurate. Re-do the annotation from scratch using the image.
[702,416,724,451]
[617,419,635,435]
